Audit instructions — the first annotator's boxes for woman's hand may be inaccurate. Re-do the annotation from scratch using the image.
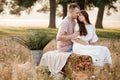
[89,43,95,45]
[89,41,95,45]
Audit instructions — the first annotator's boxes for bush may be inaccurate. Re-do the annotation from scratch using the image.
[13,31,53,50]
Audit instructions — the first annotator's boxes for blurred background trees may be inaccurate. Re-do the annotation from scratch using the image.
[58,0,73,19]
[87,0,118,28]
[0,0,119,29]
[48,0,56,28]
[0,0,5,13]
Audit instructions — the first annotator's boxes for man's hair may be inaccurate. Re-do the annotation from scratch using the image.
[68,3,80,10]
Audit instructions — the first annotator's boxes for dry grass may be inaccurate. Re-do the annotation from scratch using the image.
[0,37,120,80]
[0,37,31,64]
[0,37,51,80]
[0,37,31,80]
[43,39,57,54]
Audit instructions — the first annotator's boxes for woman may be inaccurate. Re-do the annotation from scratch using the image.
[72,10,112,67]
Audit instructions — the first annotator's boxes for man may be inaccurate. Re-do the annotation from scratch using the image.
[40,3,81,78]
[57,3,80,52]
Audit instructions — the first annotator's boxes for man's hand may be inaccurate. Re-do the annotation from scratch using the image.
[57,31,79,41]
[71,31,80,38]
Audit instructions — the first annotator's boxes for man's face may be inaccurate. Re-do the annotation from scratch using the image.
[72,8,80,19]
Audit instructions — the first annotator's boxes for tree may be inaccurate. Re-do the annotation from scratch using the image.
[87,0,118,28]
[74,0,85,10]
[0,0,57,28]
[0,0,6,13]
[8,0,38,15]
[95,5,105,28]
[48,0,56,28]
[58,0,86,19]
[58,0,73,19]
[14,0,56,28]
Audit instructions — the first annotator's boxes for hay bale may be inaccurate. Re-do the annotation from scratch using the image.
[12,62,37,80]
[63,54,93,79]
[0,37,32,64]
[43,38,57,54]
[0,63,12,80]
[43,39,94,79]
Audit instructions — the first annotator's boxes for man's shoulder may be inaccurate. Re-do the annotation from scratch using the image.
[60,18,69,26]
[61,17,74,25]
[62,17,69,23]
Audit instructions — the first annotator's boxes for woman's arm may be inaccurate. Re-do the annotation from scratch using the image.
[89,42,95,45]
[89,39,98,45]
[73,38,89,45]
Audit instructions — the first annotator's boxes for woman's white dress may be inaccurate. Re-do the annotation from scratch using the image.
[72,24,112,67]
[40,50,72,76]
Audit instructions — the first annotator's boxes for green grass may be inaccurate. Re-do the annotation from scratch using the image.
[0,28,57,38]
[96,29,120,39]
[0,28,120,39]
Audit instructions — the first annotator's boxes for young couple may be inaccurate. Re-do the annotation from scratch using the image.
[57,3,112,67]
[40,3,112,77]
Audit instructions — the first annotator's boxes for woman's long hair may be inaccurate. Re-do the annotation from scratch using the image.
[77,10,91,36]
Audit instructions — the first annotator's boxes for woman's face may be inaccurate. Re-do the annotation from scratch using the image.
[78,13,85,22]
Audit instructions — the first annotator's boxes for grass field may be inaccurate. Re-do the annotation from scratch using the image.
[0,28,57,38]
[0,27,120,80]
[0,28,120,39]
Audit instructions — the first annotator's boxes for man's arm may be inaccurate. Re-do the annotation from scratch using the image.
[56,31,79,41]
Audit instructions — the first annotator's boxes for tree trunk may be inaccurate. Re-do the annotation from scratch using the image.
[0,1,4,13]
[62,4,67,19]
[95,6,105,29]
[48,0,56,28]
[75,0,85,10]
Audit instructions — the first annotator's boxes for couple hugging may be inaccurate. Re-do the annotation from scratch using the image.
[40,3,112,77]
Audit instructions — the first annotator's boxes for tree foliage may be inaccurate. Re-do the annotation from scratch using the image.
[16,0,37,8]
[74,0,85,10]
[58,0,73,4]
[58,0,73,18]
[9,0,38,15]
[87,0,118,14]
[0,0,6,13]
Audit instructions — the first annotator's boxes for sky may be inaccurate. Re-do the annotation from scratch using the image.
[0,0,120,28]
